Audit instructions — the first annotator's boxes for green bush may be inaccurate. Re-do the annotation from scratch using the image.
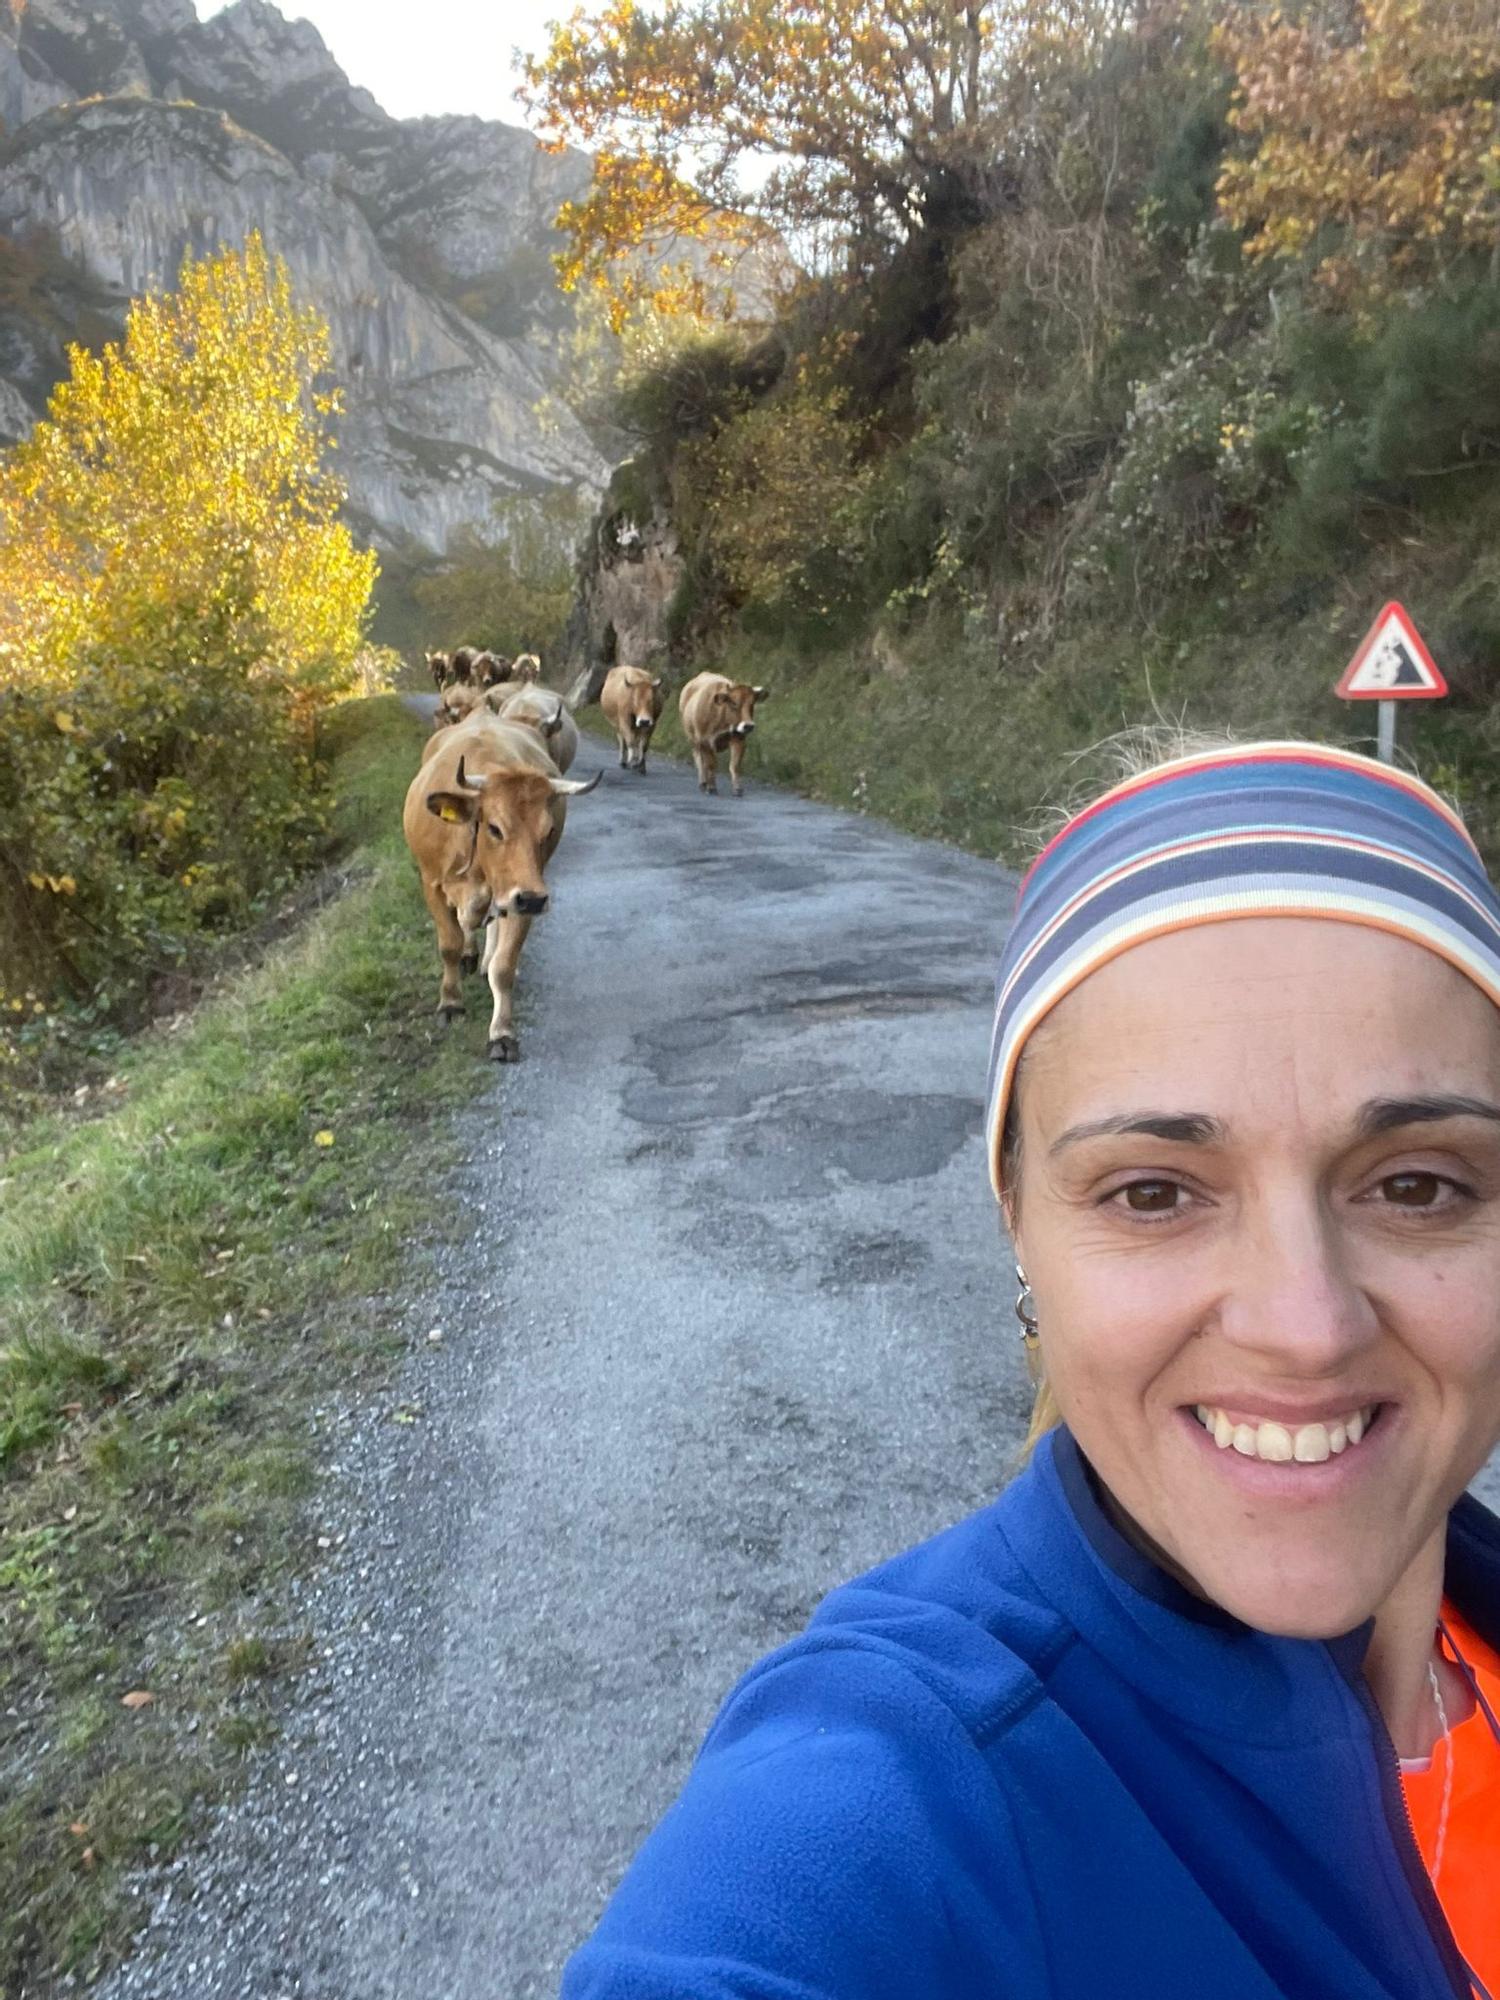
[1074,327,1329,604]
[0,588,329,1074]
[1261,276,1500,571]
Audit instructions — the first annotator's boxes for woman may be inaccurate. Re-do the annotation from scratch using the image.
[562,740,1500,2000]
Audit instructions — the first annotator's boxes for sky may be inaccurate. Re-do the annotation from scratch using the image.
[198,0,569,127]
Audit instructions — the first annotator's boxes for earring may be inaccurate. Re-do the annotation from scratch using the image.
[1013,1263,1039,1347]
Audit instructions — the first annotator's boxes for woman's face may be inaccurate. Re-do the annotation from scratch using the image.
[1011,918,1500,1637]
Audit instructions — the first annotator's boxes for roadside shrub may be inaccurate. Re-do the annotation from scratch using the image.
[1268,276,1500,565]
[678,382,872,637]
[1073,327,1329,604]
[0,588,327,1017]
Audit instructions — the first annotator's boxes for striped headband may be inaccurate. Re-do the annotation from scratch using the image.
[985,741,1500,1201]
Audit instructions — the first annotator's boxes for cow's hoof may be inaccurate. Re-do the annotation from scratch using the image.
[439,1003,463,1024]
[731,785,744,799]
[487,1034,519,1063]
[460,949,479,977]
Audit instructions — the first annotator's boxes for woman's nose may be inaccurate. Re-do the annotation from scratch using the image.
[1215,1200,1381,1371]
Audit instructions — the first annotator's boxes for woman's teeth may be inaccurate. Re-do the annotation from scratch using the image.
[1193,1405,1376,1463]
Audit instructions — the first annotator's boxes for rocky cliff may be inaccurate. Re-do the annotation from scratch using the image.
[559,500,685,704]
[0,0,608,555]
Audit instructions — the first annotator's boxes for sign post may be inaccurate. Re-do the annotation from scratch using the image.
[1336,601,1447,762]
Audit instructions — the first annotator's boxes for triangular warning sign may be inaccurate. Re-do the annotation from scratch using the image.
[1337,602,1447,700]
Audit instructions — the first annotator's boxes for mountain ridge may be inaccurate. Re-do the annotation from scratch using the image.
[0,0,608,556]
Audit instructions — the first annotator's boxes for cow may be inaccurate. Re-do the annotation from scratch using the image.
[431,678,491,731]
[485,682,580,774]
[512,653,543,684]
[428,643,501,693]
[600,664,665,774]
[678,672,770,796]
[475,651,514,689]
[428,648,517,730]
[403,714,599,1062]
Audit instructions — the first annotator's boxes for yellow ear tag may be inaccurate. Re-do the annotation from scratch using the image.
[439,802,463,822]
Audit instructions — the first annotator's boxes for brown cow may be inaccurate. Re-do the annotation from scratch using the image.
[475,651,514,689]
[600,664,665,775]
[512,653,543,684]
[430,678,490,731]
[678,672,770,797]
[485,683,580,773]
[403,716,599,1061]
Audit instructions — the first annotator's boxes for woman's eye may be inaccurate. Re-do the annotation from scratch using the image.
[1379,1171,1450,1208]
[1110,1179,1182,1215]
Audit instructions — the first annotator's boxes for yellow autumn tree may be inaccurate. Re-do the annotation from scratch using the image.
[1215,0,1500,297]
[0,230,375,698]
[523,0,1006,322]
[0,235,377,1020]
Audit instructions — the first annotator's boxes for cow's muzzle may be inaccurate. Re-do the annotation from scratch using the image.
[509,889,549,916]
[735,721,755,736]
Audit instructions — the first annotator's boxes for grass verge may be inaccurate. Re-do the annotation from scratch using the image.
[0,695,476,1994]
[656,490,1500,869]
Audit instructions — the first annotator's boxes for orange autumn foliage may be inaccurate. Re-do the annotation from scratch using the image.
[1215,0,1500,298]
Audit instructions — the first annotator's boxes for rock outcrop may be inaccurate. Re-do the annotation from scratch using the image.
[560,501,685,705]
[0,0,607,554]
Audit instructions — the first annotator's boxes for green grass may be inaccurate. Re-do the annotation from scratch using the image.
[0,695,481,1993]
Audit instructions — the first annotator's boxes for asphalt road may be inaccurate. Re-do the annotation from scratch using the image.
[99,717,1026,1999]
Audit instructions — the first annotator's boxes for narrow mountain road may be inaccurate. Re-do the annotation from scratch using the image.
[100,721,1027,1999]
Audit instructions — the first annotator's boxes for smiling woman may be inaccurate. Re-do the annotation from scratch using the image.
[562,740,1500,2000]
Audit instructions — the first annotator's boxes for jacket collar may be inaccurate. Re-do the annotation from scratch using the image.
[1442,1490,1500,1656]
[1000,1429,1500,1734]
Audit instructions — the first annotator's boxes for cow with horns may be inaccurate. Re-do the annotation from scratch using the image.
[403,714,599,1061]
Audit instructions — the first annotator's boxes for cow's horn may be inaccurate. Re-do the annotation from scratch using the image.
[543,699,565,736]
[455,755,485,793]
[550,770,602,797]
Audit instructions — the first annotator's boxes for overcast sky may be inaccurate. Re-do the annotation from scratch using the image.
[198,0,568,126]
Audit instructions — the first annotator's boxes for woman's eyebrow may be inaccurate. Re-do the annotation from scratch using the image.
[1049,1112,1223,1156]
[1356,1094,1500,1136]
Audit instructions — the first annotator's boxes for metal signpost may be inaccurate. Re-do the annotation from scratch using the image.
[1335,600,1447,762]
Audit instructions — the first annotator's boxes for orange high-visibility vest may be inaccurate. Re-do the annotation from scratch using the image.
[1402,1604,1500,1997]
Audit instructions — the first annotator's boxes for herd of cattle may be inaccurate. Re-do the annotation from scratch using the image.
[401,646,770,1061]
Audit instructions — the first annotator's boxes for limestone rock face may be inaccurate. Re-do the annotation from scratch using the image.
[0,0,607,554]
[0,29,74,128]
[0,375,36,445]
[561,504,685,705]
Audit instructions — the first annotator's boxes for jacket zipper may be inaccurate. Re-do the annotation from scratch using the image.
[1341,1662,1481,2000]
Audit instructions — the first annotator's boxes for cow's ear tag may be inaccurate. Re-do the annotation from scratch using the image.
[439,802,463,822]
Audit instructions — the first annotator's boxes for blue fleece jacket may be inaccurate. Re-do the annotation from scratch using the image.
[561,1427,1500,2000]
